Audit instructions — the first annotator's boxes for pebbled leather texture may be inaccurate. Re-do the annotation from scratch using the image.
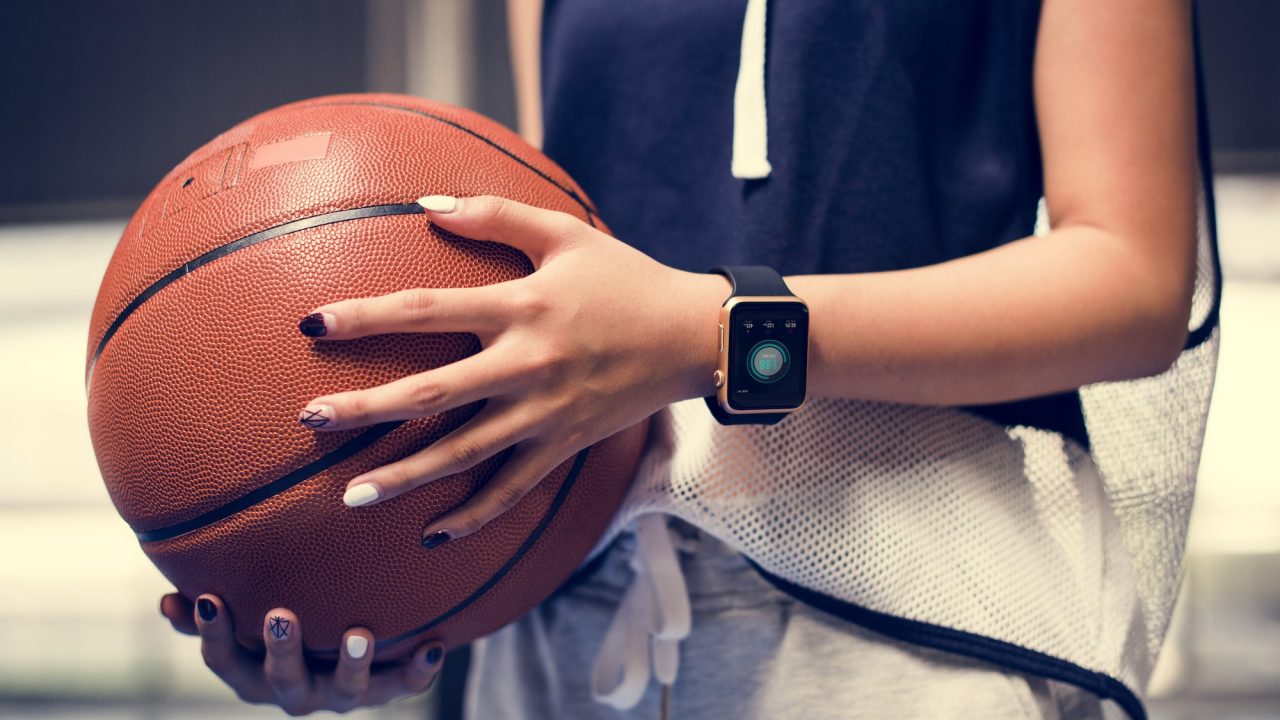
[85,93,647,659]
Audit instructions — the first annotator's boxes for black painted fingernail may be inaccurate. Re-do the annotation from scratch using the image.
[426,646,443,665]
[421,531,452,549]
[268,615,291,640]
[298,312,329,337]
[197,598,217,622]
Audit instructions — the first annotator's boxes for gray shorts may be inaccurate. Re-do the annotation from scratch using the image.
[465,516,1103,719]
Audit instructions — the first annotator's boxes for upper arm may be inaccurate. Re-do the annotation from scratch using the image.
[1033,0,1198,349]
[507,0,544,149]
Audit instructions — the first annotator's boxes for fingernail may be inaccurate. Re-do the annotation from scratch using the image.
[425,645,443,665]
[417,195,458,213]
[197,597,217,622]
[420,530,452,549]
[343,482,380,508]
[298,312,333,337]
[267,615,292,640]
[346,635,369,660]
[299,404,334,429]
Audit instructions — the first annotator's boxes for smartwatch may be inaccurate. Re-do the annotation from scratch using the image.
[703,265,810,425]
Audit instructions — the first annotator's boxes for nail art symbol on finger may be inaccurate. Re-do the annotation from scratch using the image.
[299,404,333,429]
[268,615,292,640]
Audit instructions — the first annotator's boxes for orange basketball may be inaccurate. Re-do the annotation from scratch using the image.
[85,93,647,660]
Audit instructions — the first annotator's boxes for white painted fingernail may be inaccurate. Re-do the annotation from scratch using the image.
[417,195,458,213]
[346,635,369,659]
[343,483,380,507]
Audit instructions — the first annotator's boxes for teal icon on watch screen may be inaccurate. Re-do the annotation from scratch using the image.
[724,300,808,410]
[747,339,789,383]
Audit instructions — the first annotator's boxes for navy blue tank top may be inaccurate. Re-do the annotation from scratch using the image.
[541,0,1088,445]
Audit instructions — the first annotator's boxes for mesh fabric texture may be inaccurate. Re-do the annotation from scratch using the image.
[588,76,1221,720]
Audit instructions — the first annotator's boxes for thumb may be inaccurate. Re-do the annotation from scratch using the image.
[416,194,583,268]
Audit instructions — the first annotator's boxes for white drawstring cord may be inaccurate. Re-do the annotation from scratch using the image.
[732,0,772,179]
[591,513,693,709]
[593,0,768,703]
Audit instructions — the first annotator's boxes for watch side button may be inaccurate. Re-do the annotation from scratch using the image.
[718,323,725,353]
[713,369,725,388]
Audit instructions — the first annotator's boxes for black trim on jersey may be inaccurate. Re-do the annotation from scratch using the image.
[744,558,1148,720]
[1184,0,1222,352]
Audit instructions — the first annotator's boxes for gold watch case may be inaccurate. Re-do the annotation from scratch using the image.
[714,295,810,415]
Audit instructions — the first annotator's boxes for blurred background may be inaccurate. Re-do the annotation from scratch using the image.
[0,1,1275,718]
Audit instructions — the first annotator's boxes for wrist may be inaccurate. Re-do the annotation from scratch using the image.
[670,270,731,402]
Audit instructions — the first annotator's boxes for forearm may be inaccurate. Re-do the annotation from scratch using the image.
[788,225,1191,406]
[675,224,1190,407]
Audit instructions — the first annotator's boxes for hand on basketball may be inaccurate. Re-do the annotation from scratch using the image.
[160,592,444,714]
[295,194,727,546]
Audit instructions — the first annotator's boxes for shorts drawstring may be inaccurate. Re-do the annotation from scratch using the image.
[590,513,695,710]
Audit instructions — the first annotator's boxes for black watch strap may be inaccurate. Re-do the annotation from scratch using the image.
[704,265,794,426]
[710,264,793,298]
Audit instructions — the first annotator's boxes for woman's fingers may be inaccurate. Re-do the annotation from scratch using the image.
[400,642,447,695]
[181,598,439,713]
[301,283,516,342]
[195,594,271,703]
[159,592,197,636]
[302,193,589,340]
[363,642,447,706]
[417,194,585,268]
[419,442,566,546]
[328,629,375,711]
[262,609,312,714]
[341,399,539,508]
[299,350,518,432]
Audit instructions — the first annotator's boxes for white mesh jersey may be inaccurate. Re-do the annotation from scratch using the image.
[580,9,1223,720]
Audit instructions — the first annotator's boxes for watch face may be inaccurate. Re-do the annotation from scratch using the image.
[726,301,808,410]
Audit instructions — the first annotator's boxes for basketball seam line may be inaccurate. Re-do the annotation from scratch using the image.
[137,435,594,656]
[85,203,425,387]
[307,99,601,226]
[133,421,404,542]
[96,106,607,643]
[90,104,599,384]
[364,447,592,654]
[90,102,600,387]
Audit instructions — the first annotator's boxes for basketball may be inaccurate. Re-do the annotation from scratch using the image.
[84,93,648,661]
